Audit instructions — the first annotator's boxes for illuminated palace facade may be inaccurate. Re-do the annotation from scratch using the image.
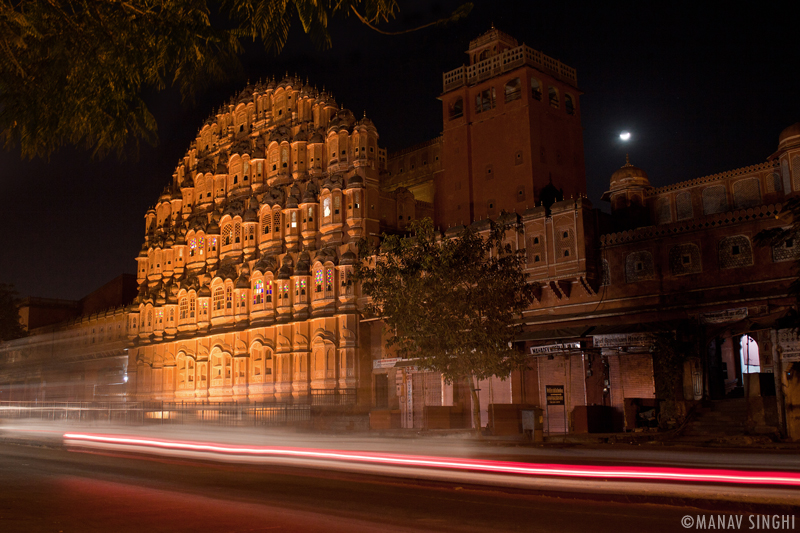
[124,76,438,406]
[2,28,800,439]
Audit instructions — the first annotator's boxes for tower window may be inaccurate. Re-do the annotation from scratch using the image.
[475,88,495,113]
[531,78,542,100]
[449,98,464,120]
[548,86,559,108]
[504,78,521,103]
[565,94,575,115]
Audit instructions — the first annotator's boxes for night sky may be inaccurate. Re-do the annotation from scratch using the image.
[1,1,797,302]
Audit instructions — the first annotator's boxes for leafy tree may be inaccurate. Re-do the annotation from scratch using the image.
[355,217,537,432]
[0,283,26,342]
[0,0,471,159]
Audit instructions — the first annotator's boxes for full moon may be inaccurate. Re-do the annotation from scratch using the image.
[620,131,631,141]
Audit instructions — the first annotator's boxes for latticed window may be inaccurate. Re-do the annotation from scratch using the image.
[189,238,196,257]
[197,237,204,255]
[273,212,281,232]
[669,244,702,275]
[253,280,264,304]
[189,296,196,318]
[213,288,224,311]
[295,279,306,296]
[179,298,188,320]
[315,270,323,292]
[266,280,273,302]
[209,237,217,252]
[655,197,672,225]
[600,259,610,286]
[625,251,655,283]
[733,178,762,209]
[719,236,753,268]
[222,224,232,246]
[226,286,232,308]
[793,155,800,192]
[262,213,271,234]
[555,228,575,260]
[676,191,693,220]
[326,268,334,292]
[702,185,728,215]
[527,234,545,264]
[234,222,241,243]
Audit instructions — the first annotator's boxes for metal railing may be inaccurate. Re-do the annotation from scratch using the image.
[310,389,357,406]
[0,400,310,427]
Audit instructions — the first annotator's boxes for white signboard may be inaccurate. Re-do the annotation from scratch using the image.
[373,358,401,369]
[530,342,581,354]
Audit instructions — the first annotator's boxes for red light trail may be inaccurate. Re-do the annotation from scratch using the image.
[63,432,800,487]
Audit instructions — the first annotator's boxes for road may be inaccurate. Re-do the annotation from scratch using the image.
[0,442,796,533]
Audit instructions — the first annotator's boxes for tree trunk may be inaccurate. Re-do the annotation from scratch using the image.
[468,375,482,438]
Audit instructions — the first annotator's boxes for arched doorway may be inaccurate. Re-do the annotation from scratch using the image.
[740,335,760,374]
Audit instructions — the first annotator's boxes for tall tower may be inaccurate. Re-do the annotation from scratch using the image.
[437,28,586,228]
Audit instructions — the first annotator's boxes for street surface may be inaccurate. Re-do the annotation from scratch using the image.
[0,421,798,532]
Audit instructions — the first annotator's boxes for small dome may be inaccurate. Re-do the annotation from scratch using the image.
[346,174,364,189]
[609,155,650,191]
[340,250,357,265]
[779,122,800,150]
[198,285,211,298]
[308,131,325,144]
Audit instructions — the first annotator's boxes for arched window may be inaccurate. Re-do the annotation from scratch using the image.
[504,78,521,103]
[169,308,174,322]
[531,78,542,100]
[189,295,196,318]
[226,285,232,309]
[273,211,281,233]
[253,280,264,305]
[565,94,575,115]
[262,213,271,235]
[449,97,463,120]
[733,178,762,209]
[315,269,323,293]
[233,222,241,243]
[323,197,331,218]
[326,268,334,294]
[548,86,559,108]
[197,236,204,255]
[189,238,196,257]
[266,280,273,302]
[222,224,232,246]
[179,298,188,320]
[702,185,728,215]
[213,287,224,312]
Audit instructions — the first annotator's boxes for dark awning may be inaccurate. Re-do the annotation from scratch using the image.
[516,327,592,342]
